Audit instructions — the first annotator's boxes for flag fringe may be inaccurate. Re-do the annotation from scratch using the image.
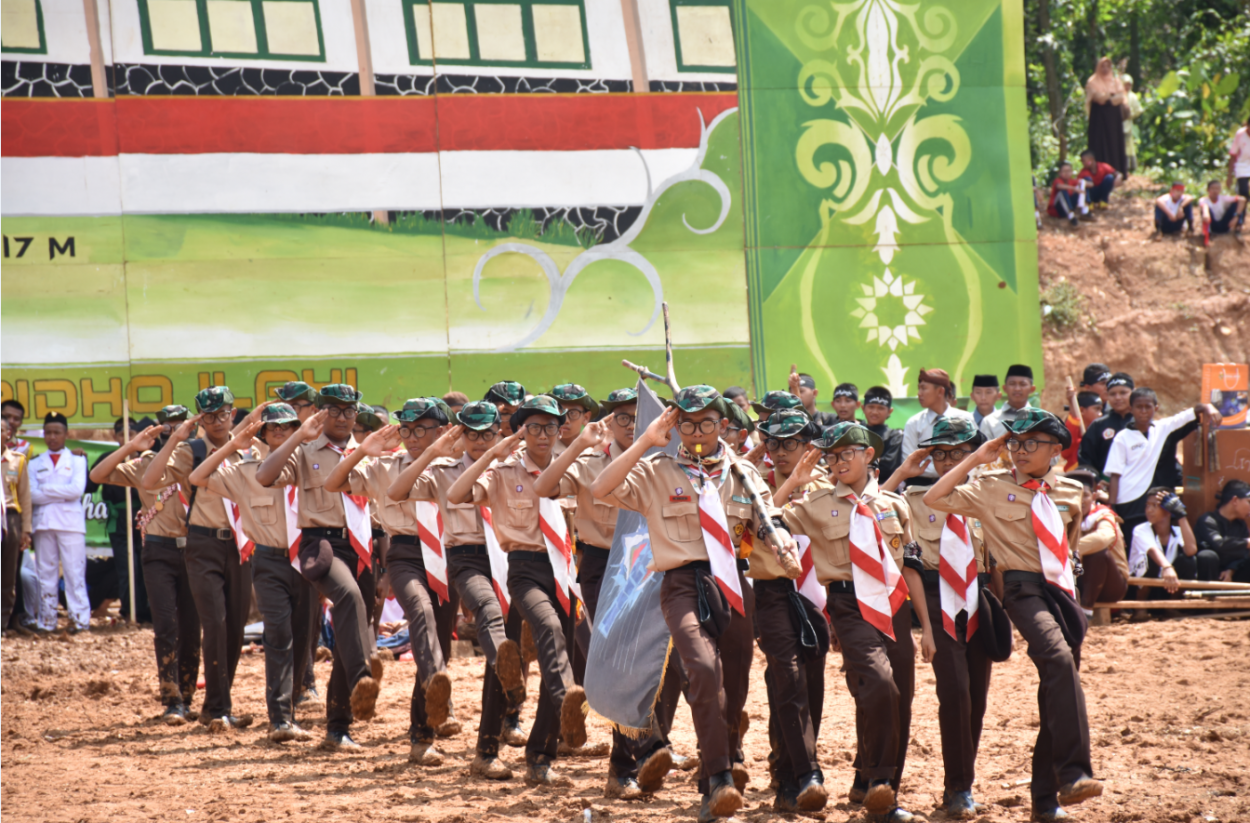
[605,637,674,740]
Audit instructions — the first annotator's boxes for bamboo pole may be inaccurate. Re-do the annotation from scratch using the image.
[123,398,135,624]
[1126,576,1250,591]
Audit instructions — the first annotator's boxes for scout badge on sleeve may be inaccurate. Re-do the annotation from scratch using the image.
[416,501,449,604]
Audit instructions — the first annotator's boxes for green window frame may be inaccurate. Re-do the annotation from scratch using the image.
[1,0,48,54]
[670,0,735,74]
[401,0,591,70]
[136,0,326,62]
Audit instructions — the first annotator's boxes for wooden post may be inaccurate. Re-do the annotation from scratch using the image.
[618,0,650,93]
[81,0,109,99]
[349,0,389,226]
[122,398,135,623]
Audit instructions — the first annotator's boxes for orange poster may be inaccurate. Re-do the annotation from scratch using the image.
[1202,363,1249,428]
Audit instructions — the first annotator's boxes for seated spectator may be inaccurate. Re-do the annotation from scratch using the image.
[1078,149,1121,208]
[1129,489,1219,595]
[831,382,859,422]
[1198,179,1246,240]
[1195,480,1250,583]
[1047,162,1087,226]
[1153,183,1194,236]
[1068,467,1127,614]
[969,374,1000,428]
[1062,389,1103,472]
[861,386,903,484]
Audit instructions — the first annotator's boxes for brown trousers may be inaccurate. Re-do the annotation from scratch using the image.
[755,578,824,783]
[2,509,23,628]
[1078,549,1127,609]
[184,532,249,720]
[923,578,992,793]
[1002,575,1093,806]
[304,535,375,735]
[828,590,914,788]
[388,546,449,743]
[507,552,574,765]
[660,565,754,794]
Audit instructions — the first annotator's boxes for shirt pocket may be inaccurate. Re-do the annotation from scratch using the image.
[251,496,277,526]
[878,514,905,554]
[660,502,701,543]
[303,467,335,512]
[448,501,479,536]
[725,502,753,546]
[505,498,534,529]
[590,499,617,527]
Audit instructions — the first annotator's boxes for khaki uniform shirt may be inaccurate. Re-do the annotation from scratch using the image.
[752,467,832,581]
[605,447,778,573]
[557,441,626,550]
[3,446,32,534]
[204,456,289,549]
[268,434,357,529]
[101,453,188,539]
[904,485,991,573]
[471,451,549,554]
[780,478,911,585]
[925,468,1083,574]
[153,440,234,530]
[409,454,487,546]
[1079,508,1129,579]
[349,452,420,537]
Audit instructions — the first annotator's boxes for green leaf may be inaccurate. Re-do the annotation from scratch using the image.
[1155,71,1181,99]
[1214,72,1240,96]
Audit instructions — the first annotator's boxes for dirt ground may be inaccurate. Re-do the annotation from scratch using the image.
[3,613,1248,823]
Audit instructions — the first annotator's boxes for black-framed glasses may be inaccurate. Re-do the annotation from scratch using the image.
[563,407,586,421]
[525,422,560,436]
[399,424,440,439]
[929,447,972,462]
[203,409,232,424]
[263,422,297,433]
[678,419,720,435]
[1005,438,1059,453]
[612,412,636,427]
[465,429,499,442]
[290,401,314,412]
[325,405,358,420]
[823,446,866,463]
[764,437,806,452]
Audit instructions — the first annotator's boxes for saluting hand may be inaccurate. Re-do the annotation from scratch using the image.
[973,433,1009,466]
[789,447,823,487]
[429,425,465,458]
[643,407,679,449]
[170,415,201,444]
[897,446,934,479]
[300,410,327,442]
[575,420,608,449]
[229,420,264,453]
[239,399,277,428]
[125,425,162,455]
[490,431,524,459]
[743,440,767,467]
[360,425,402,457]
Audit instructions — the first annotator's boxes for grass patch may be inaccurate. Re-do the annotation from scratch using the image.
[1040,281,1087,330]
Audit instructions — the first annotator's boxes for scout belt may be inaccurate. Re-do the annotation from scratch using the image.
[188,525,233,541]
[145,535,187,549]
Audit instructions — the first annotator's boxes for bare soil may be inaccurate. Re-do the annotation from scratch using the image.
[3,615,1248,823]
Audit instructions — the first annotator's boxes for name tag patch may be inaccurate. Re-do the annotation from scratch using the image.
[732,495,751,505]
[877,511,897,521]
[1057,504,1070,511]
[670,495,691,503]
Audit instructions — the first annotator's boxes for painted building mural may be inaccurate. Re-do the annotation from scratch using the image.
[1,0,1039,425]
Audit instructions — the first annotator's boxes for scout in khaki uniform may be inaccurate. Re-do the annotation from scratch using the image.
[549,383,598,459]
[591,386,798,823]
[90,406,202,724]
[534,387,677,799]
[274,381,318,422]
[257,384,381,751]
[750,410,830,813]
[883,418,993,819]
[325,398,457,766]
[780,422,935,823]
[751,390,807,425]
[925,410,1103,822]
[188,404,317,743]
[485,381,526,438]
[2,420,32,631]
[389,400,525,781]
[447,395,589,787]
[142,387,253,731]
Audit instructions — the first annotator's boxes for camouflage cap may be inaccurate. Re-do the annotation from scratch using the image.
[155,404,190,424]
[194,386,235,413]
[726,401,755,434]
[922,416,982,447]
[315,383,361,407]
[354,402,387,433]
[812,421,884,456]
[751,390,805,416]
[396,397,450,425]
[598,387,639,415]
[273,381,316,403]
[665,385,731,419]
[260,402,299,426]
[549,383,600,417]
[758,409,814,440]
[510,394,568,432]
[484,381,526,407]
[1008,408,1072,449]
[456,400,501,431]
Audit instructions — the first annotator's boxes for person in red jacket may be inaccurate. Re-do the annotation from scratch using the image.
[1077,150,1122,209]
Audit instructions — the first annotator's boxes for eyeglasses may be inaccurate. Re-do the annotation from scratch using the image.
[823,446,866,463]
[525,422,560,436]
[325,405,359,420]
[612,412,636,427]
[203,409,232,424]
[465,429,499,442]
[1005,438,1059,453]
[290,401,314,412]
[678,419,720,435]
[929,447,972,462]
[264,422,297,432]
[563,407,586,421]
[399,424,440,439]
[764,437,806,452]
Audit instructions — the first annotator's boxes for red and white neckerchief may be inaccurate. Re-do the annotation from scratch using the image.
[325,442,373,575]
[479,505,510,616]
[792,534,826,614]
[538,497,576,614]
[680,449,743,616]
[222,499,254,562]
[845,490,909,639]
[416,500,449,604]
[1020,476,1075,596]
[938,514,978,640]
[283,486,301,570]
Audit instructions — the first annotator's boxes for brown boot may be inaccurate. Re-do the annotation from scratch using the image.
[349,676,380,721]
[424,671,453,729]
[559,686,588,749]
[408,740,444,766]
[470,753,512,780]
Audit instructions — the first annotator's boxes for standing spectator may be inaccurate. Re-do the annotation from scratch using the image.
[1198,179,1246,241]
[442,391,469,418]
[969,375,1000,429]
[1067,468,1128,615]
[1,401,31,456]
[1078,150,1122,210]
[2,419,31,631]
[787,367,836,427]
[1195,480,1250,583]
[722,386,750,412]
[1227,115,1250,200]
[1078,372,1134,474]
[830,383,860,422]
[1047,162,1088,226]
[1153,183,1195,236]
[1079,363,1112,404]
[1122,75,1143,172]
[1084,57,1127,174]
[979,365,1037,439]
[1128,489,1218,596]
[900,368,974,484]
[28,412,89,633]
[861,386,904,484]
[85,417,151,624]
[1061,390,1103,472]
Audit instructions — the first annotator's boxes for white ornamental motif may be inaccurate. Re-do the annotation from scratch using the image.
[849,270,933,351]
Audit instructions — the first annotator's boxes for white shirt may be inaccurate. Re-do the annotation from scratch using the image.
[28,450,88,534]
[1231,127,1250,179]
[1128,521,1181,578]
[901,404,976,478]
[1155,194,1188,220]
[1105,407,1197,504]
[1199,194,1237,222]
[979,400,1036,440]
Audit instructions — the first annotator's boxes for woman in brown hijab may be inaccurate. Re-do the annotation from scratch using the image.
[1085,57,1128,174]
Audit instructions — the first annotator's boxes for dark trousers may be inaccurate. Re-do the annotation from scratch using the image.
[1207,207,1239,234]
[660,565,755,794]
[304,535,375,735]
[143,538,201,707]
[1078,550,1128,609]
[1086,174,1115,204]
[508,552,575,765]
[923,579,992,793]
[756,578,824,784]
[184,533,250,719]
[828,591,914,788]
[1002,577,1093,807]
[2,510,22,628]
[1155,203,1193,234]
[450,549,508,756]
[252,548,317,727]
[1052,190,1081,220]
[389,551,449,743]
[110,528,150,623]
[1145,551,1221,600]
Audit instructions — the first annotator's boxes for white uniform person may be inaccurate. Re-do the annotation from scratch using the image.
[29,412,89,632]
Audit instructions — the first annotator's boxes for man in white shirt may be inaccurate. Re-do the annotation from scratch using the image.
[1198,179,1246,238]
[979,364,1038,439]
[899,368,974,484]
[28,412,89,633]
[1227,116,1250,200]
[1153,183,1194,236]
[1105,389,1220,537]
